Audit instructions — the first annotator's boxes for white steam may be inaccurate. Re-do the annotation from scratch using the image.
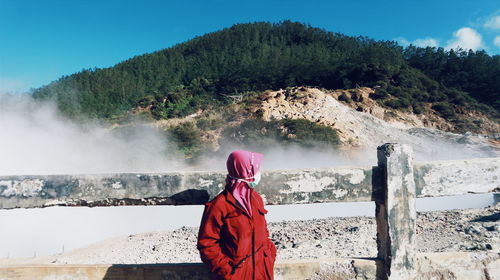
[0,93,498,176]
[194,144,377,171]
[0,94,371,176]
[0,94,180,175]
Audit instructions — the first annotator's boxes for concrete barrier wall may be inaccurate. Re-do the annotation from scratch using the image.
[414,157,500,197]
[1,145,499,280]
[0,166,376,209]
[1,253,498,280]
[0,157,498,209]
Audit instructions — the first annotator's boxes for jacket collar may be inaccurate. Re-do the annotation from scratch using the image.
[224,188,254,218]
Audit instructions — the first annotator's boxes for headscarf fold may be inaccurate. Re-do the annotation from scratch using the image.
[225,150,264,216]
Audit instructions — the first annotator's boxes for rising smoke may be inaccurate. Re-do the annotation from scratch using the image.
[0,94,181,175]
[0,89,390,177]
[0,93,497,176]
[0,94,370,176]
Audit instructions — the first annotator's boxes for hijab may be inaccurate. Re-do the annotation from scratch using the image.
[225,150,263,216]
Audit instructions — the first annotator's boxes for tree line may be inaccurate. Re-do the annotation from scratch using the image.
[32,21,500,119]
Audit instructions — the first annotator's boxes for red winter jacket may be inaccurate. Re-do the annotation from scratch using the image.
[197,188,277,280]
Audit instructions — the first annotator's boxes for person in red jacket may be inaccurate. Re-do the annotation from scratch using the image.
[197,150,277,280]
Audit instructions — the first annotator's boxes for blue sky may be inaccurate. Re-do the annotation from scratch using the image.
[0,0,499,93]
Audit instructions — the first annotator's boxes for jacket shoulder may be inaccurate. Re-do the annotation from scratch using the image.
[205,190,227,207]
[251,190,265,206]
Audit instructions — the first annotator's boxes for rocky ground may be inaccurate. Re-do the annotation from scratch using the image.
[1,204,498,265]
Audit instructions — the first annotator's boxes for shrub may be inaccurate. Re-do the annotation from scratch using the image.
[384,99,402,109]
[371,88,389,100]
[451,95,467,106]
[196,118,225,130]
[137,95,155,107]
[412,104,424,114]
[221,118,340,150]
[169,122,202,155]
[388,86,404,97]
[222,119,281,150]
[151,104,168,119]
[428,91,447,102]
[384,97,411,109]
[338,93,352,103]
[432,103,455,119]
[281,119,340,148]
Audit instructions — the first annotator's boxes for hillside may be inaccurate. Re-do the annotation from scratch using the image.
[114,86,499,164]
[254,87,500,144]
[32,21,499,121]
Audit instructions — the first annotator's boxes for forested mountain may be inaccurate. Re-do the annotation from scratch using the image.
[32,21,500,119]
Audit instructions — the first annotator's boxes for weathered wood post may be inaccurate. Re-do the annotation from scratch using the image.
[376,143,416,280]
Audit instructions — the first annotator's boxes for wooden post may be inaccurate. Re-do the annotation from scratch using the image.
[376,144,416,280]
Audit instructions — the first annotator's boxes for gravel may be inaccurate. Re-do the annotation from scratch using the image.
[1,204,498,265]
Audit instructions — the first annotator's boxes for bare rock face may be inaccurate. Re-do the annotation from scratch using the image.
[255,87,499,158]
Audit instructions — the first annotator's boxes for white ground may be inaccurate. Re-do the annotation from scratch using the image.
[1,204,498,265]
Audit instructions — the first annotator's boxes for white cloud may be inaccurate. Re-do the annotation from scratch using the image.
[394,37,439,48]
[494,36,500,47]
[412,38,439,48]
[484,15,500,30]
[394,37,410,47]
[445,27,484,51]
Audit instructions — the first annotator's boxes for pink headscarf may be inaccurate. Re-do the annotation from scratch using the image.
[225,150,264,216]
